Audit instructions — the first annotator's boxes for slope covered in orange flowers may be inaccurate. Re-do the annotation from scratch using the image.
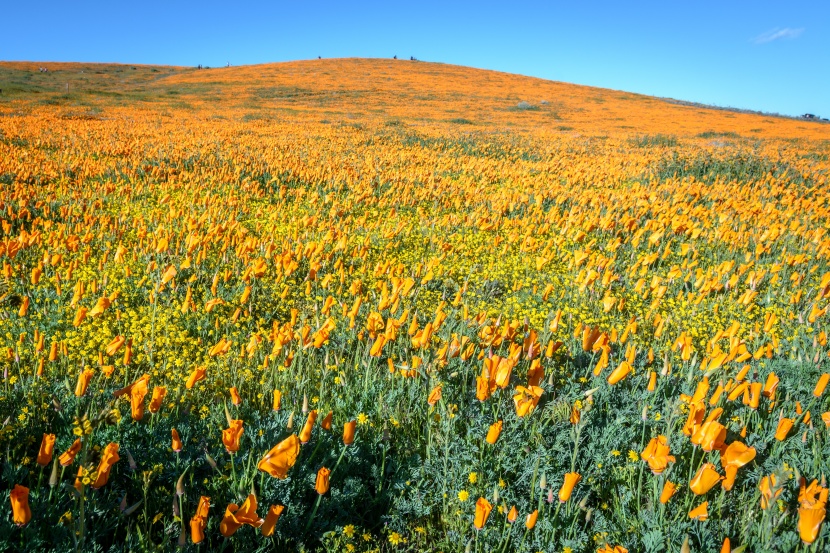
[2,57,827,139]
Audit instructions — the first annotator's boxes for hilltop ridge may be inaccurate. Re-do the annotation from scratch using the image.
[1,58,827,139]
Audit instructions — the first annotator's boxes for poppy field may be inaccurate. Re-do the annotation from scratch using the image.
[1,59,830,552]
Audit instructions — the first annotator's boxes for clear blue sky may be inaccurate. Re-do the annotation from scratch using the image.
[3,1,827,117]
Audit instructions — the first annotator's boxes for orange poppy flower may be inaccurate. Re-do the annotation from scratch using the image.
[272,389,282,411]
[190,496,210,544]
[640,435,675,474]
[315,467,331,494]
[559,472,582,502]
[74,368,95,397]
[261,505,285,537]
[36,433,56,467]
[597,545,629,553]
[762,372,779,398]
[343,420,357,445]
[688,501,709,521]
[525,509,538,529]
[88,296,111,318]
[186,366,207,389]
[660,481,678,504]
[148,386,166,414]
[720,441,756,491]
[300,410,318,444]
[222,420,244,453]
[10,485,31,526]
[220,493,263,537]
[814,373,830,397]
[682,401,705,436]
[427,384,442,406]
[474,497,492,529]
[258,434,301,479]
[691,420,727,453]
[690,463,722,495]
[59,438,82,467]
[486,420,503,444]
[476,376,491,401]
[104,335,125,356]
[607,361,632,385]
[91,443,120,488]
[130,377,149,421]
[321,411,333,431]
[797,478,828,544]
[774,418,794,441]
[172,429,183,453]
[506,505,518,523]
[513,385,543,417]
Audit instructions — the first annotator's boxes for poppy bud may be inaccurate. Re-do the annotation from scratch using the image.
[315,467,331,494]
[525,509,538,529]
[343,420,356,445]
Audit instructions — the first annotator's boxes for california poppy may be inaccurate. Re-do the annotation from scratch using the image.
[474,497,492,529]
[258,434,301,479]
[222,420,244,453]
[691,421,727,453]
[172,428,183,453]
[427,384,442,406]
[36,433,56,467]
[190,496,210,544]
[91,443,120,488]
[186,366,207,389]
[148,386,166,414]
[688,501,709,521]
[506,505,518,523]
[486,420,503,444]
[513,385,543,417]
[813,373,830,397]
[104,335,125,356]
[640,435,675,474]
[525,509,538,529]
[797,478,828,544]
[660,481,677,504]
[59,438,82,467]
[229,387,242,406]
[261,504,285,537]
[607,361,632,385]
[559,472,582,502]
[720,441,756,491]
[75,369,95,397]
[315,466,331,494]
[343,420,356,445]
[10,485,31,526]
[220,493,263,537]
[774,418,794,441]
[321,411,333,431]
[690,463,722,495]
[130,377,149,421]
[299,410,318,444]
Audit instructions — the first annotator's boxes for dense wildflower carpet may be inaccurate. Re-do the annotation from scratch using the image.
[1,58,830,552]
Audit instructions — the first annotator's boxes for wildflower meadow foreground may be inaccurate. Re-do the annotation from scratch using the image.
[1,59,830,552]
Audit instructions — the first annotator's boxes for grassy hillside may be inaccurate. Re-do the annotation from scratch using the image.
[0,59,829,553]
[2,58,828,139]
